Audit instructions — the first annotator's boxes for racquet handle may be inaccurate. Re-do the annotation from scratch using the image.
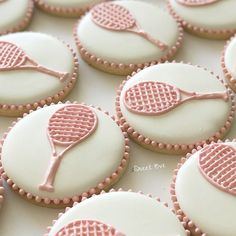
[36,65,69,81]
[183,91,229,102]
[39,154,62,192]
[128,28,168,50]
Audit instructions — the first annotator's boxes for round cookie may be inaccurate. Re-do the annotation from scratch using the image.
[116,62,235,154]
[171,141,236,235]
[0,102,129,207]
[34,0,104,18]
[168,0,236,39]
[46,191,189,236]
[0,0,34,35]
[0,32,78,117]
[221,34,236,92]
[74,1,183,75]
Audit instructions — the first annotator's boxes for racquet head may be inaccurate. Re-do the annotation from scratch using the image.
[55,220,125,236]
[0,41,27,68]
[48,105,97,146]
[199,143,236,196]
[91,2,136,31]
[124,81,180,115]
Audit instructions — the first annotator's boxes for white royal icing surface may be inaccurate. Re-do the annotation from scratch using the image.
[119,63,230,145]
[0,0,29,32]
[1,104,125,199]
[224,36,236,78]
[175,142,236,236]
[48,191,187,236]
[42,0,103,8]
[170,0,236,30]
[77,1,179,64]
[0,32,74,105]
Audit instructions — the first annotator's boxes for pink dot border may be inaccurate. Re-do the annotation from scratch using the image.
[167,0,236,39]
[170,139,235,235]
[115,61,236,154]
[73,6,184,75]
[0,102,130,207]
[221,34,236,91]
[0,37,79,117]
[0,0,34,36]
[0,178,4,208]
[33,0,106,17]
[44,189,190,236]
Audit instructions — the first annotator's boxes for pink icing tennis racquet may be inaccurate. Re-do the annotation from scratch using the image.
[199,143,236,196]
[55,220,125,236]
[176,0,218,6]
[39,104,98,192]
[91,2,168,50]
[124,81,228,115]
[0,41,69,81]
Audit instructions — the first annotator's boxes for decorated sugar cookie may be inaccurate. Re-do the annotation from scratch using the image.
[168,0,236,39]
[0,103,129,207]
[0,32,78,117]
[74,1,183,75]
[0,0,34,35]
[221,35,236,92]
[45,191,189,236]
[34,0,105,17]
[171,141,236,235]
[116,62,235,154]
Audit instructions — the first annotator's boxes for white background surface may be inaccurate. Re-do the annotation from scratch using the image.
[0,0,236,235]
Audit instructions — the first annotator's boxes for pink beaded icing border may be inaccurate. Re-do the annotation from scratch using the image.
[221,34,236,91]
[0,178,4,207]
[34,0,105,17]
[0,0,34,35]
[0,102,130,206]
[168,0,236,38]
[170,139,235,235]
[73,7,184,75]
[0,37,79,116]
[115,61,236,154]
[44,189,190,236]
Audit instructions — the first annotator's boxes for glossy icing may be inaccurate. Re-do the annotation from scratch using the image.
[124,81,228,115]
[55,220,125,236]
[198,143,236,196]
[0,0,31,34]
[39,105,98,192]
[48,192,187,236]
[224,36,236,79]
[77,1,179,64]
[170,0,236,30]
[175,142,236,236]
[91,2,167,50]
[0,32,74,105]
[118,63,232,145]
[1,104,126,200]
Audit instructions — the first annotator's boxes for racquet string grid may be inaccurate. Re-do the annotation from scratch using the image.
[92,3,135,30]
[199,144,236,195]
[0,41,26,68]
[48,105,97,145]
[125,81,179,114]
[56,220,123,236]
